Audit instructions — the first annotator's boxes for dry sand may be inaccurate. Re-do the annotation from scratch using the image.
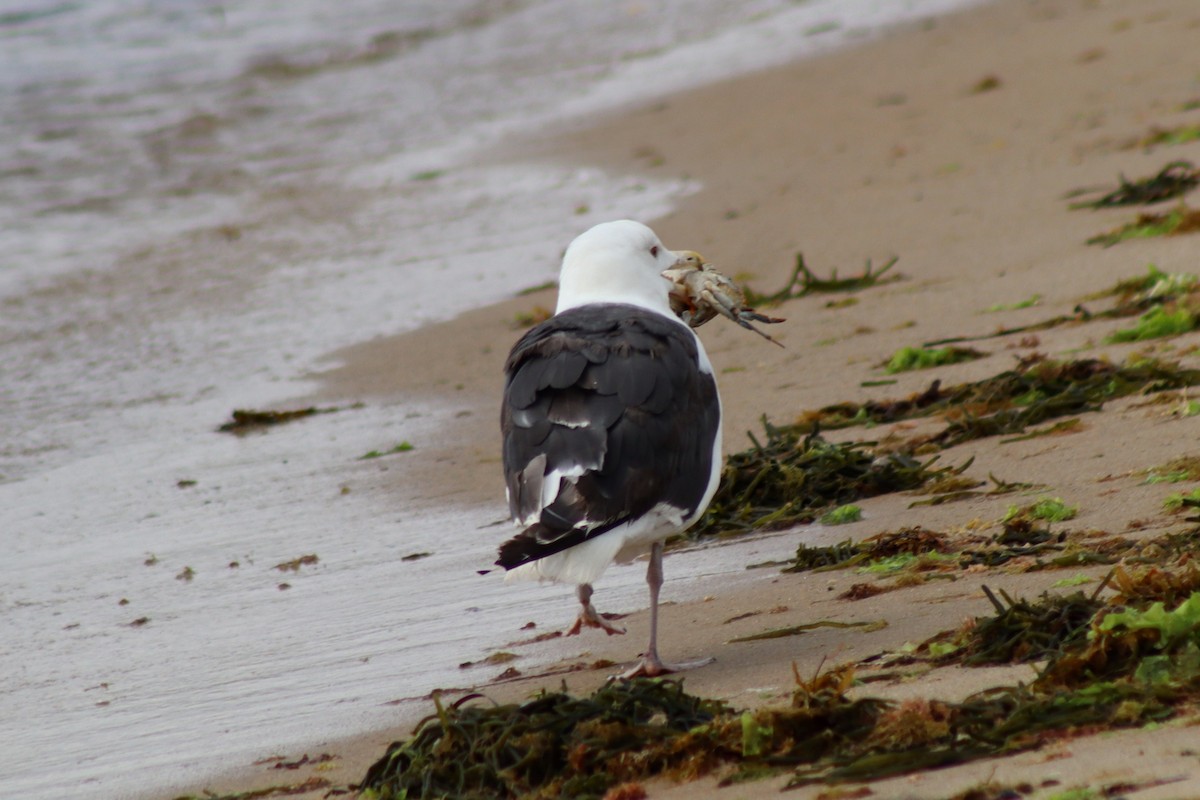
[174,0,1200,797]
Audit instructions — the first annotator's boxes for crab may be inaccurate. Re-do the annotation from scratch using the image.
[664,251,785,346]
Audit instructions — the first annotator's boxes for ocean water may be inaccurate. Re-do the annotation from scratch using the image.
[0,1,984,797]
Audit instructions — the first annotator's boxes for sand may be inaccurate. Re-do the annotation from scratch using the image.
[172,0,1200,797]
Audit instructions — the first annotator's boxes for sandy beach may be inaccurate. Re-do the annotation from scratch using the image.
[171,0,1200,797]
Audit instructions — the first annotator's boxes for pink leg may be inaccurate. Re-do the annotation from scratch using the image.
[621,542,713,678]
[564,583,625,636]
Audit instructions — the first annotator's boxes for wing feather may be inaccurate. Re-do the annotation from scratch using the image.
[498,305,719,570]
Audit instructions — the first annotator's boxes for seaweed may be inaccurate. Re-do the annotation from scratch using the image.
[742,253,900,307]
[1067,161,1199,209]
[360,442,415,459]
[171,776,334,799]
[925,265,1196,347]
[789,356,1200,454]
[821,504,863,525]
[1163,488,1200,512]
[357,679,732,800]
[1003,497,1078,524]
[1086,204,1200,247]
[782,527,949,574]
[1105,303,1197,342]
[1128,123,1200,151]
[362,581,1200,797]
[777,601,1193,787]
[1109,562,1200,609]
[1088,263,1197,303]
[690,426,950,539]
[1141,455,1200,484]
[727,618,887,643]
[998,417,1082,444]
[218,406,341,433]
[956,586,1104,666]
[1039,589,1200,688]
[970,74,1002,94]
[274,554,318,572]
[883,345,986,374]
[985,294,1040,312]
[782,514,1200,578]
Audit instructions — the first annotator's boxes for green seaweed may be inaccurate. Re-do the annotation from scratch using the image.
[1052,574,1093,588]
[821,504,863,525]
[1086,204,1200,247]
[1142,455,1200,485]
[985,294,1041,312]
[883,345,985,374]
[783,527,949,575]
[782,515,1200,578]
[926,265,1197,347]
[1093,263,1197,302]
[690,427,950,539]
[360,442,415,459]
[1132,123,1200,150]
[1004,497,1078,524]
[1163,487,1200,512]
[1105,304,1197,342]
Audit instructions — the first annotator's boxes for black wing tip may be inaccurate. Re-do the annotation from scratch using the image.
[497,528,540,570]
[497,521,596,570]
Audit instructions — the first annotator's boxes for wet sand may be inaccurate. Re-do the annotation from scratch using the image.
[170,0,1200,797]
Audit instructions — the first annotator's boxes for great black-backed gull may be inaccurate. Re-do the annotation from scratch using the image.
[497,219,722,677]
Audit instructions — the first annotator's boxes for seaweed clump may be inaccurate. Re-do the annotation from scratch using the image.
[883,345,986,374]
[1086,204,1200,247]
[782,578,1200,787]
[1127,123,1200,151]
[1105,303,1197,343]
[784,517,1200,584]
[358,679,731,800]
[925,265,1198,347]
[690,426,949,538]
[218,405,343,433]
[783,527,950,574]
[794,356,1200,452]
[1068,160,1199,209]
[950,586,1104,666]
[360,575,1200,797]
[743,253,901,306]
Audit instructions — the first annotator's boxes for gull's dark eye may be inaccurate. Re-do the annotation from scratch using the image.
[650,245,659,257]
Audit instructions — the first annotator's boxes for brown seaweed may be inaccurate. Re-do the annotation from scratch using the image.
[1087,204,1200,247]
[743,253,901,307]
[690,426,953,539]
[1067,160,1198,209]
[359,567,1200,798]
[792,356,1200,453]
[358,679,730,800]
[925,265,1195,347]
[218,406,341,433]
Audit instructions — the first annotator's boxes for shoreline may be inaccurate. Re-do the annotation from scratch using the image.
[167,0,1200,797]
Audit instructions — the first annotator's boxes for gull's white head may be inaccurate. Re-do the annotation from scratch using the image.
[555,220,681,316]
